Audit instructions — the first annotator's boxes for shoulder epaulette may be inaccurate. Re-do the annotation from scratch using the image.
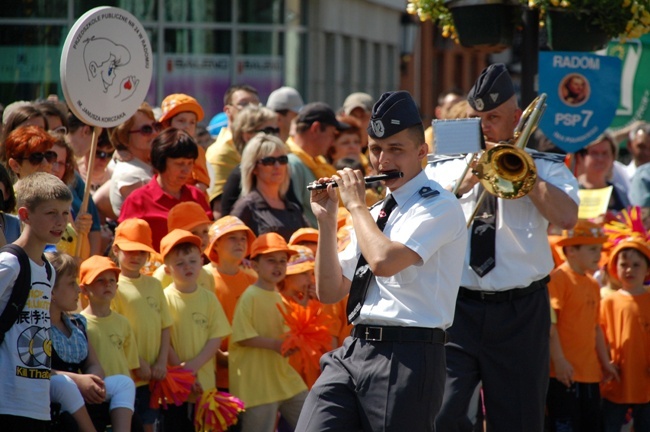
[427,154,465,164]
[527,149,566,163]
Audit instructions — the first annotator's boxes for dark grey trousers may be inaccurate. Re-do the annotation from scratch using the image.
[295,335,446,432]
[435,287,551,432]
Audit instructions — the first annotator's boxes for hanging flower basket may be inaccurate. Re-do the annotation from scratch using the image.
[444,0,521,48]
[545,8,611,52]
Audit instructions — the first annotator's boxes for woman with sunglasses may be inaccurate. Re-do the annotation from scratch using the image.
[210,104,277,219]
[231,133,308,241]
[107,102,160,218]
[118,128,212,252]
[3,125,57,181]
[220,105,299,216]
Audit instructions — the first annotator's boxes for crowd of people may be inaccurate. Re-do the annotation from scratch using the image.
[0,62,649,432]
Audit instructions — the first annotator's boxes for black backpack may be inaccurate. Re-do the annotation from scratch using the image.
[0,244,51,345]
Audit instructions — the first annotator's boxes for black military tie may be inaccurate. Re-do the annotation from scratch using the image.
[469,186,497,277]
[346,194,398,324]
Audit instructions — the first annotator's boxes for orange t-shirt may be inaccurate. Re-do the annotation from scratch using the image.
[212,266,257,389]
[599,291,650,404]
[548,262,602,383]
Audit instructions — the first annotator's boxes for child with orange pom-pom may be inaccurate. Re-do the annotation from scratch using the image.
[228,233,308,432]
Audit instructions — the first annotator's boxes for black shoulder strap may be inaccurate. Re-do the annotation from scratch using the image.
[0,244,33,344]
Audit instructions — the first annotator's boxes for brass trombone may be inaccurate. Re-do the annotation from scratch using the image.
[465,93,547,227]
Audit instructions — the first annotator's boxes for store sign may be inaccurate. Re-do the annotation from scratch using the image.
[538,51,621,153]
[60,6,152,127]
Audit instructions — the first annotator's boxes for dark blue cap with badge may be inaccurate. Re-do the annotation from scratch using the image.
[368,91,422,139]
[467,63,515,112]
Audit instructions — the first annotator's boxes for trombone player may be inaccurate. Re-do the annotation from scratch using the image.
[426,64,579,432]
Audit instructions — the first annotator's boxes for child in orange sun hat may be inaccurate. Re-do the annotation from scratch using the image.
[599,235,650,431]
[546,219,618,431]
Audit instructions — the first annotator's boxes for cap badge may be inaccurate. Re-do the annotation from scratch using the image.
[371,119,385,137]
[489,93,499,103]
[475,98,484,111]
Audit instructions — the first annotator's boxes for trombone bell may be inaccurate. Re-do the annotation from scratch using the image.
[474,145,537,199]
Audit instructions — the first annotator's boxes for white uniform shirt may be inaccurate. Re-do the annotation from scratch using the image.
[425,152,579,291]
[0,253,55,420]
[339,170,467,328]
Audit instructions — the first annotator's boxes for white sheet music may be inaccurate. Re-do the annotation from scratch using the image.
[433,118,482,155]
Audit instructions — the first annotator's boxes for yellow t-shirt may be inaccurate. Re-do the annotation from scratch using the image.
[164,284,231,390]
[206,128,238,202]
[81,311,140,377]
[152,264,215,292]
[229,285,307,408]
[111,274,173,386]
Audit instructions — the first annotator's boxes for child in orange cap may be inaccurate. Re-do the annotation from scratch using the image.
[204,215,257,391]
[159,93,211,193]
[600,237,650,431]
[160,229,231,431]
[152,201,216,292]
[229,233,307,432]
[110,218,172,432]
[79,256,139,432]
[546,220,619,431]
[48,251,136,432]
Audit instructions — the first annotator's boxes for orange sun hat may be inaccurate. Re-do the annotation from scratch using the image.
[249,233,298,260]
[159,93,204,125]
[556,220,607,247]
[205,216,256,263]
[606,236,650,283]
[168,201,212,232]
[80,256,121,286]
[114,218,157,254]
[160,229,203,261]
[286,245,315,275]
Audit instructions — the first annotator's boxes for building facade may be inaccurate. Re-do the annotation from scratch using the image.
[0,0,404,120]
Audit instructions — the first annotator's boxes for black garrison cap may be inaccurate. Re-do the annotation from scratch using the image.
[367,91,422,139]
[467,63,515,112]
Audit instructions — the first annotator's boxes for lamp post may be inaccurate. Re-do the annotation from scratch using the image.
[521,6,540,108]
[401,13,420,73]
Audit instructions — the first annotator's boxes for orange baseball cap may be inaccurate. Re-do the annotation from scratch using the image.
[80,256,121,286]
[159,93,205,124]
[607,236,650,283]
[160,229,203,260]
[249,232,298,260]
[205,216,256,263]
[286,245,315,275]
[168,201,212,232]
[289,228,319,246]
[556,220,607,247]
[114,218,156,254]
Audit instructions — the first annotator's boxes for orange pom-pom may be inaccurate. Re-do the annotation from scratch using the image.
[149,366,196,409]
[194,388,245,432]
[278,299,333,371]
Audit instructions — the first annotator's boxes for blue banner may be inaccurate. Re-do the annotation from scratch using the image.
[538,52,621,153]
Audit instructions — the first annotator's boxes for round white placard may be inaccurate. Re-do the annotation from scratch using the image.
[60,6,152,128]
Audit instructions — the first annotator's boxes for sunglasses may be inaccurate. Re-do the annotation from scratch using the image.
[21,151,58,165]
[96,150,114,160]
[128,123,162,136]
[256,127,280,136]
[257,155,289,166]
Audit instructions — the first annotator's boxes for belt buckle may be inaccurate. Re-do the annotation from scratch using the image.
[364,326,383,341]
[479,291,495,300]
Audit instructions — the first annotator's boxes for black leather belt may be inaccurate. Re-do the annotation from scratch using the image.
[459,275,550,303]
[352,325,448,344]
